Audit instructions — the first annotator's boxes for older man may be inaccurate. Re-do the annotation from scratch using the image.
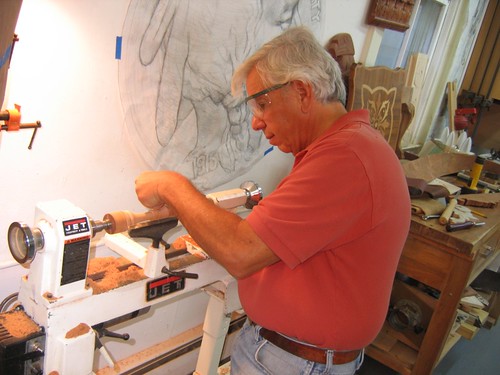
[135,26,410,375]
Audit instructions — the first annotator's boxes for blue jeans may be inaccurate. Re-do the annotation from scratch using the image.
[230,320,364,375]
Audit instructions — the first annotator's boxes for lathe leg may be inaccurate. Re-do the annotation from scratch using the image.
[194,280,241,375]
[52,328,95,375]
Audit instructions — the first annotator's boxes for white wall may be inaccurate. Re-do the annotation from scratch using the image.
[0,0,141,294]
[322,0,371,54]
[0,0,370,299]
[0,0,369,369]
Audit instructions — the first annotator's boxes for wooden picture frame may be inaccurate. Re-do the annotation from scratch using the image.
[366,0,415,32]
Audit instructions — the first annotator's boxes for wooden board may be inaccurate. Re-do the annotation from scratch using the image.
[456,322,479,340]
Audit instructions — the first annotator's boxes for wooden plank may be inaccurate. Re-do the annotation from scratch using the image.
[456,322,479,340]
[477,2,500,98]
[375,321,421,352]
[485,291,500,322]
[461,306,489,326]
[365,345,413,375]
[371,325,398,352]
[405,53,428,108]
[391,341,418,367]
[461,0,496,91]
[448,81,457,132]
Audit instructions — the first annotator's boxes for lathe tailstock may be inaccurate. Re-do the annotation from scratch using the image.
[1,182,262,375]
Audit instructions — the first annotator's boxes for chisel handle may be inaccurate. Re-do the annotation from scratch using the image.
[439,198,457,225]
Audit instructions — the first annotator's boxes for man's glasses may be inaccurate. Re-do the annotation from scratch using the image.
[244,82,289,117]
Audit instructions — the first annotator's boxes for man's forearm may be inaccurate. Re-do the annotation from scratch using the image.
[158,174,278,279]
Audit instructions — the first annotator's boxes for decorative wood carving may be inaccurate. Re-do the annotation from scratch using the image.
[366,0,415,32]
[325,33,356,97]
[347,63,415,158]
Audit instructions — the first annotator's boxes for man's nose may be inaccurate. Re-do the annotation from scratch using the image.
[251,116,265,131]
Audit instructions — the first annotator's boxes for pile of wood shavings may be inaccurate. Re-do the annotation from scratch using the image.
[0,310,41,338]
[86,257,146,294]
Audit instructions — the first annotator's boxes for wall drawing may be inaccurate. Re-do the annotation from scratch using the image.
[119,0,324,189]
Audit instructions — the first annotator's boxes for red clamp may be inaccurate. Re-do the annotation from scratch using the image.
[454,108,477,131]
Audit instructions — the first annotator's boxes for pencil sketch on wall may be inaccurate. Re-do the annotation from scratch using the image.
[118,0,324,189]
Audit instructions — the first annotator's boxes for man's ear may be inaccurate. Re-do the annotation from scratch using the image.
[291,80,313,112]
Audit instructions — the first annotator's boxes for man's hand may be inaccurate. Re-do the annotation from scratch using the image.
[135,170,183,215]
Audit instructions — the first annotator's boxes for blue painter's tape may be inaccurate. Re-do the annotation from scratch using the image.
[115,36,122,60]
[0,45,12,69]
[264,146,274,156]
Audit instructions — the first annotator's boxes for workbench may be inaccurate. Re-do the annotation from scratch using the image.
[366,194,500,375]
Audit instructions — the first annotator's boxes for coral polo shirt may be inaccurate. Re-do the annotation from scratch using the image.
[240,109,411,350]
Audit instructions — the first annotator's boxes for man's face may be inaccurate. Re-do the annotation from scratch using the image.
[245,68,304,155]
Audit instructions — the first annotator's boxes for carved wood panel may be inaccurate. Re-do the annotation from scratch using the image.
[366,0,415,32]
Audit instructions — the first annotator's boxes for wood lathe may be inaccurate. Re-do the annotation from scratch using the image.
[1,181,262,375]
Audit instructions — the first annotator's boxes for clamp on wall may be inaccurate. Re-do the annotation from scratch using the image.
[0,104,42,149]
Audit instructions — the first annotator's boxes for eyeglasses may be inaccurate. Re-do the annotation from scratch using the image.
[244,82,289,117]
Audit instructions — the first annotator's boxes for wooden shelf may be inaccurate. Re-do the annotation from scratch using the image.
[366,341,416,375]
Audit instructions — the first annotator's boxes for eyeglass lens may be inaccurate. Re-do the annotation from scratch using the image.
[247,94,270,117]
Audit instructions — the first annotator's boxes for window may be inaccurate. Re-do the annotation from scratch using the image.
[375,0,449,69]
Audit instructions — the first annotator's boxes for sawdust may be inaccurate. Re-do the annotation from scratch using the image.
[218,362,231,375]
[65,322,90,339]
[87,256,127,275]
[86,257,146,294]
[0,310,41,338]
[171,235,187,250]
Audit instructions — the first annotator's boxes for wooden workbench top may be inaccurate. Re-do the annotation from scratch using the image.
[410,193,499,256]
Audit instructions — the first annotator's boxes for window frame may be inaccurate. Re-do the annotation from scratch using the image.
[396,0,449,69]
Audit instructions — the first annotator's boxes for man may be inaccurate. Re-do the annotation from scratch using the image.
[135,26,411,375]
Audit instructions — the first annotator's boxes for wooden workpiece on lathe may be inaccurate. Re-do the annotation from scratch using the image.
[103,206,172,234]
[439,198,457,225]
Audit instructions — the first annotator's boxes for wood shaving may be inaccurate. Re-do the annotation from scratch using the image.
[0,310,41,338]
[65,322,90,339]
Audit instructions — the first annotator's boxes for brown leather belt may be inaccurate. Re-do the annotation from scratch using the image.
[254,324,361,365]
